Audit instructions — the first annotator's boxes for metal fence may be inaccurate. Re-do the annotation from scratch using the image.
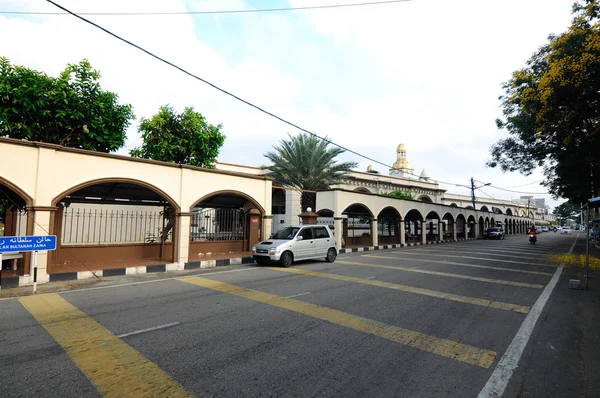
[62,207,171,245]
[1,208,27,236]
[190,208,244,241]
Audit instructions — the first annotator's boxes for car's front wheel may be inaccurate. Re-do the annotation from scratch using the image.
[325,248,337,263]
[280,251,293,267]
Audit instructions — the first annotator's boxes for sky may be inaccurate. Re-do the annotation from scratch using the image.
[0,0,576,210]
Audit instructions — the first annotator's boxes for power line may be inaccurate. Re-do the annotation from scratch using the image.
[493,179,544,189]
[487,185,550,195]
[45,0,470,190]
[3,0,412,16]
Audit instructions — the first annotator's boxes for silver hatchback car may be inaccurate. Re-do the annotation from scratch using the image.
[252,225,338,266]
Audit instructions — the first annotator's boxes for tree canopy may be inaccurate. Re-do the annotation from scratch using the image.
[130,105,225,168]
[553,200,581,219]
[381,189,415,200]
[487,0,600,203]
[264,133,358,211]
[0,57,134,152]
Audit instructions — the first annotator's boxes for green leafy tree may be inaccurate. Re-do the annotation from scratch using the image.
[264,133,358,211]
[130,105,225,168]
[554,200,580,218]
[487,0,600,203]
[0,57,134,152]
[381,189,415,200]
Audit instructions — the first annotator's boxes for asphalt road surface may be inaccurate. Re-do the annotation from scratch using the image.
[1,233,577,397]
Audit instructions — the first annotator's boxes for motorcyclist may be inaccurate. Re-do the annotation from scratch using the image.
[529,226,537,244]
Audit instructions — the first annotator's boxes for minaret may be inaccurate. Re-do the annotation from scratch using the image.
[389,143,414,178]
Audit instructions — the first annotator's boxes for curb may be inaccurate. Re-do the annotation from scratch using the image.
[1,237,484,289]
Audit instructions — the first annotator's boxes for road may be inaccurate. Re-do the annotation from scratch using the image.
[0,233,577,397]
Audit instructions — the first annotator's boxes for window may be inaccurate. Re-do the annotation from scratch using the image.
[299,228,313,240]
[313,227,330,239]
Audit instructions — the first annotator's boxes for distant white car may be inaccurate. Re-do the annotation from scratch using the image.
[560,227,572,235]
[541,227,549,232]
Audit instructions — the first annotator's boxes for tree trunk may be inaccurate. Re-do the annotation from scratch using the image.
[301,191,316,212]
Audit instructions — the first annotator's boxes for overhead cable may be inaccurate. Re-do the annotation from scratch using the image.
[3,0,412,16]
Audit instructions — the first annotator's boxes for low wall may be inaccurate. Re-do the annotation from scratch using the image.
[188,240,245,261]
[55,242,173,265]
[378,235,400,244]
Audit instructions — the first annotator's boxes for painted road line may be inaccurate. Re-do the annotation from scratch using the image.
[362,255,552,276]
[178,276,497,368]
[413,248,543,259]
[285,292,311,299]
[337,260,544,289]
[267,267,530,314]
[478,237,578,398]
[19,294,190,397]
[384,252,541,267]
[118,321,181,338]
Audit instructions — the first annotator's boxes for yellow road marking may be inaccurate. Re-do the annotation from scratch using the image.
[413,248,542,259]
[266,267,529,314]
[386,252,540,267]
[362,254,552,276]
[337,259,544,289]
[178,276,497,368]
[19,294,190,398]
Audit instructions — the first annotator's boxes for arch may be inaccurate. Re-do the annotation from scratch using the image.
[425,210,441,220]
[528,211,534,219]
[479,216,485,237]
[480,205,489,212]
[449,203,458,207]
[353,187,371,194]
[342,203,374,248]
[505,208,513,216]
[377,206,401,245]
[52,178,180,211]
[190,189,265,214]
[418,195,433,203]
[467,215,477,238]
[465,205,474,210]
[317,208,334,217]
[442,212,456,240]
[0,176,34,208]
[521,210,527,217]
[442,212,455,223]
[490,217,495,227]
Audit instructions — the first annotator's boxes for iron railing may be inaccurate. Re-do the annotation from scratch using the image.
[61,207,171,245]
[190,208,244,241]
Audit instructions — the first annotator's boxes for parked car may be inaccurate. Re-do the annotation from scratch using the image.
[484,227,506,240]
[560,227,572,235]
[252,225,338,266]
[541,226,549,232]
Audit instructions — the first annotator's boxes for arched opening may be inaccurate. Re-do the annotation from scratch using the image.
[425,210,441,242]
[490,217,496,227]
[528,211,534,219]
[50,179,179,272]
[450,203,458,207]
[271,187,287,231]
[418,195,433,204]
[505,208,513,216]
[316,208,335,230]
[467,215,477,238]
[442,212,455,240]
[342,203,373,248]
[465,205,474,210]
[0,177,34,276]
[479,216,485,237]
[189,190,265,261]
[377,207,401,245]
[404,209,424,243]
[484,216,490,230]
[456,214,466,239]
[480,205,489,212]
[353,187,371,194]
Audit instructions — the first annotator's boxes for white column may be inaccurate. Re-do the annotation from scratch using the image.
[334,217,343,249]
[262,215,273,241]
[475,222,480,239]
[176,214,191,264]
[421,220,426,244]
[400,220,406,245]
[285,189,301,225]
[438,220,443,241]
[452,221,457,241]
[371,218,378,247]
[31,209,52,283]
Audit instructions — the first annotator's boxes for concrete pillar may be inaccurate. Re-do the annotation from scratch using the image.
[334,217,343,249]
[400,220,406,245]
[371,218,378,247]
[262,215,273,240]
[31,209,53,283]
[420,219,426,244]
[438,220,443,241]
[285,189,301,225]
[452,221,457,241]
[176,213,191,264]
[475,222,480,238]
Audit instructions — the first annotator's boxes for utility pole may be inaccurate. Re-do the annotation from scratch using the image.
[470,177,490,210]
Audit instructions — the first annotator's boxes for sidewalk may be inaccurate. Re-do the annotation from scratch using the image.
[505,237,600,397]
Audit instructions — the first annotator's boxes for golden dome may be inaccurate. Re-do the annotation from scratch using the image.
[367,164,374,172]
[397,143,405,152]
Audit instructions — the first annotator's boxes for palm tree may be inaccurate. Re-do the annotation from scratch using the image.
[264,133,358,211]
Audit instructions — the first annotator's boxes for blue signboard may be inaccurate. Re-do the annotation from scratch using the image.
[0,235,57,253]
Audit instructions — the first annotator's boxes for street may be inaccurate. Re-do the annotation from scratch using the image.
[1,233,578,397]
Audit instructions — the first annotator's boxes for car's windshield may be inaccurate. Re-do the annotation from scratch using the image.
[486,228,500,232]
[271,227,301,240]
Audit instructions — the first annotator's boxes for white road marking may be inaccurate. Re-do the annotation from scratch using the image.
[0,267,257,301]
[477,236,578,398]
[285,292,311,299]
[366,276,376,280]
[118,321,181,338]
